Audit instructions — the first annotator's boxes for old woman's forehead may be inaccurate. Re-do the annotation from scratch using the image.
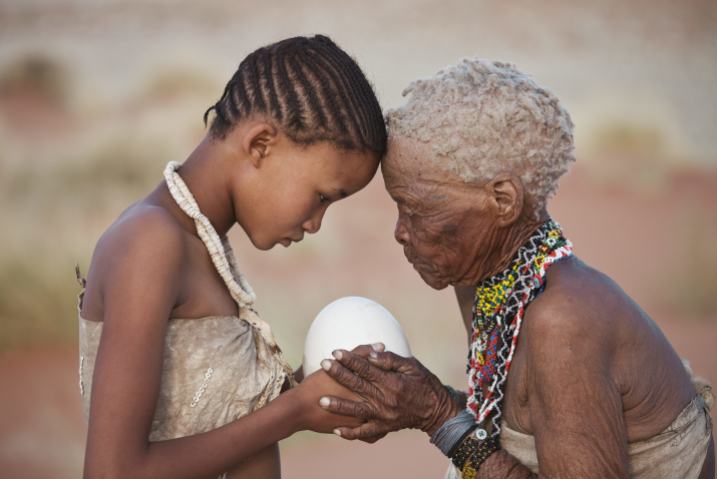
[385,137,431,164]
[383,160,450,198]
[384,152,474,211]
[383,137,450,182]
[385,138,481,191]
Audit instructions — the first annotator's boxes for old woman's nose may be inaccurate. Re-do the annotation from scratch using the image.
[394,216,410,245]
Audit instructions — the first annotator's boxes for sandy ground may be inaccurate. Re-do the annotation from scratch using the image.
[1,168,715,478]
[0,315,713,478]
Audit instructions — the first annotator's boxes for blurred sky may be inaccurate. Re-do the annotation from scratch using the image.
[1,0,716,163]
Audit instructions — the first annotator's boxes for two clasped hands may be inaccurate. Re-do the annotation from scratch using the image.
[306,343,462,443]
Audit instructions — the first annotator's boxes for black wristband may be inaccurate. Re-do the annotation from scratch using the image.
[429,410,476,457]
[447,424,479,458]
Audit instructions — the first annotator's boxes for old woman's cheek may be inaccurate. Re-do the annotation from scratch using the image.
[440,222,458,235]
[439,222,461,248]
[413,236,449,276]
[411,228,437,252]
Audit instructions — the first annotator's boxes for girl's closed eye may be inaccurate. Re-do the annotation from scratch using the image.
[319,194,331,203]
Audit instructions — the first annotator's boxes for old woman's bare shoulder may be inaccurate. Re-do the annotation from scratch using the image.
[523,256,695,442]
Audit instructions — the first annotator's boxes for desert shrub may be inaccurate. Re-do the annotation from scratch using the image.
[581,120,689,193]
[143,67,220,105]
[0,54,69,106]
[0,256,81,352]
[59,135,170,195]
[0,132,172,353]
[666,205,717,316]
[5,133,171,211]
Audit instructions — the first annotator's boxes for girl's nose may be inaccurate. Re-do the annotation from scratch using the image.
[302,208,325,235]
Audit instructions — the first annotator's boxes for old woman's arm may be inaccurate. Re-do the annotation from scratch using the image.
[478,300,630,478]
[321,303,631,478]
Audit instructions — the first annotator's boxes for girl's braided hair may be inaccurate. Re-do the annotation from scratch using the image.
[204,35,387,155]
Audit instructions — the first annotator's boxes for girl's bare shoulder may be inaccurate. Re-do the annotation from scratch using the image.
[95,203,184,260]
[84,203,189,318]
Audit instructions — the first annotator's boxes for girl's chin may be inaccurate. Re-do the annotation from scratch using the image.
[247,235,276,251]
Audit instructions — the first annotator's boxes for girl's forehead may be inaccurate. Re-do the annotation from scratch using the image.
[322,148,378,192]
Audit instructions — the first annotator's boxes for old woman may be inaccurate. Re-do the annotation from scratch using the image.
[318,58,714,478]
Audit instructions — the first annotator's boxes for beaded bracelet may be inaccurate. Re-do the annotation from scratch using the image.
[446,423,479,458]
[462,436,500,479]
[450,435,501,479]
[450,435,478,470]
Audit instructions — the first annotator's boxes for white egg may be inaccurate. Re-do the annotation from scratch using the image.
[302,296,412,376]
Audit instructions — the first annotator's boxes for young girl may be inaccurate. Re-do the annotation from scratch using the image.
[76,35,386,479]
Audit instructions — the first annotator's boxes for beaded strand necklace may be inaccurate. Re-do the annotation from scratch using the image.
[466,219,573,437]
[163,161,296,384]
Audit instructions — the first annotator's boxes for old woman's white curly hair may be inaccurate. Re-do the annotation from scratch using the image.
[386,58,575,216]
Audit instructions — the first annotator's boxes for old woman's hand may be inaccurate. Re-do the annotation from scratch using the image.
[318,344,462,441]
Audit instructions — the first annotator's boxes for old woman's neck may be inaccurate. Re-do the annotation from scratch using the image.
[463,211,549,285]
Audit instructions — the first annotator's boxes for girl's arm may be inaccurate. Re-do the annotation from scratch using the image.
[84,212,358,479]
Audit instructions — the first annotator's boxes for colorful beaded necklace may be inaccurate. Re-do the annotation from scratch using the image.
[466,219,573,436]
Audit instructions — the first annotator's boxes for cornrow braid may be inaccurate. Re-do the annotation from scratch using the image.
[326,48,366,140]
[204,35,387,155]
[288,45,328,130]
[303,51,350,136]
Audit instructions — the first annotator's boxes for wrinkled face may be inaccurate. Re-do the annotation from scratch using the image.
[238,141,379,250]
[382,138,501,289]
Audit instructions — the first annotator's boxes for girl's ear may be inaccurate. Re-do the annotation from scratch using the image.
[489,173,524,227]
[243,123,278,168]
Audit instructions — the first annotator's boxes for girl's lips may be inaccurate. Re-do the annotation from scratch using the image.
[280,237,303,247]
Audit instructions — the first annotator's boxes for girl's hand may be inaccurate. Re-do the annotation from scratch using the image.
[291,368,366,434]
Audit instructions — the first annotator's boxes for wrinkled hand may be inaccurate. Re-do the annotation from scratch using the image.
[319,344,461,441]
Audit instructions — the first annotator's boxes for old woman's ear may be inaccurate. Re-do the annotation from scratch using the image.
[488,173,524,227]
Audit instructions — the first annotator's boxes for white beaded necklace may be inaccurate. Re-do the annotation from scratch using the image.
[164,161,256,308]
[163,161,297,388]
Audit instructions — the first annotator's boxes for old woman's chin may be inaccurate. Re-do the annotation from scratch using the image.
[412,262,451,290]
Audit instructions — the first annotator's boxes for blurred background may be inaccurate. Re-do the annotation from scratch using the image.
[0,0,715,477]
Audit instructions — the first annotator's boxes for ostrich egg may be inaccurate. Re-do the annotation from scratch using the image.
[302,297,412,376]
